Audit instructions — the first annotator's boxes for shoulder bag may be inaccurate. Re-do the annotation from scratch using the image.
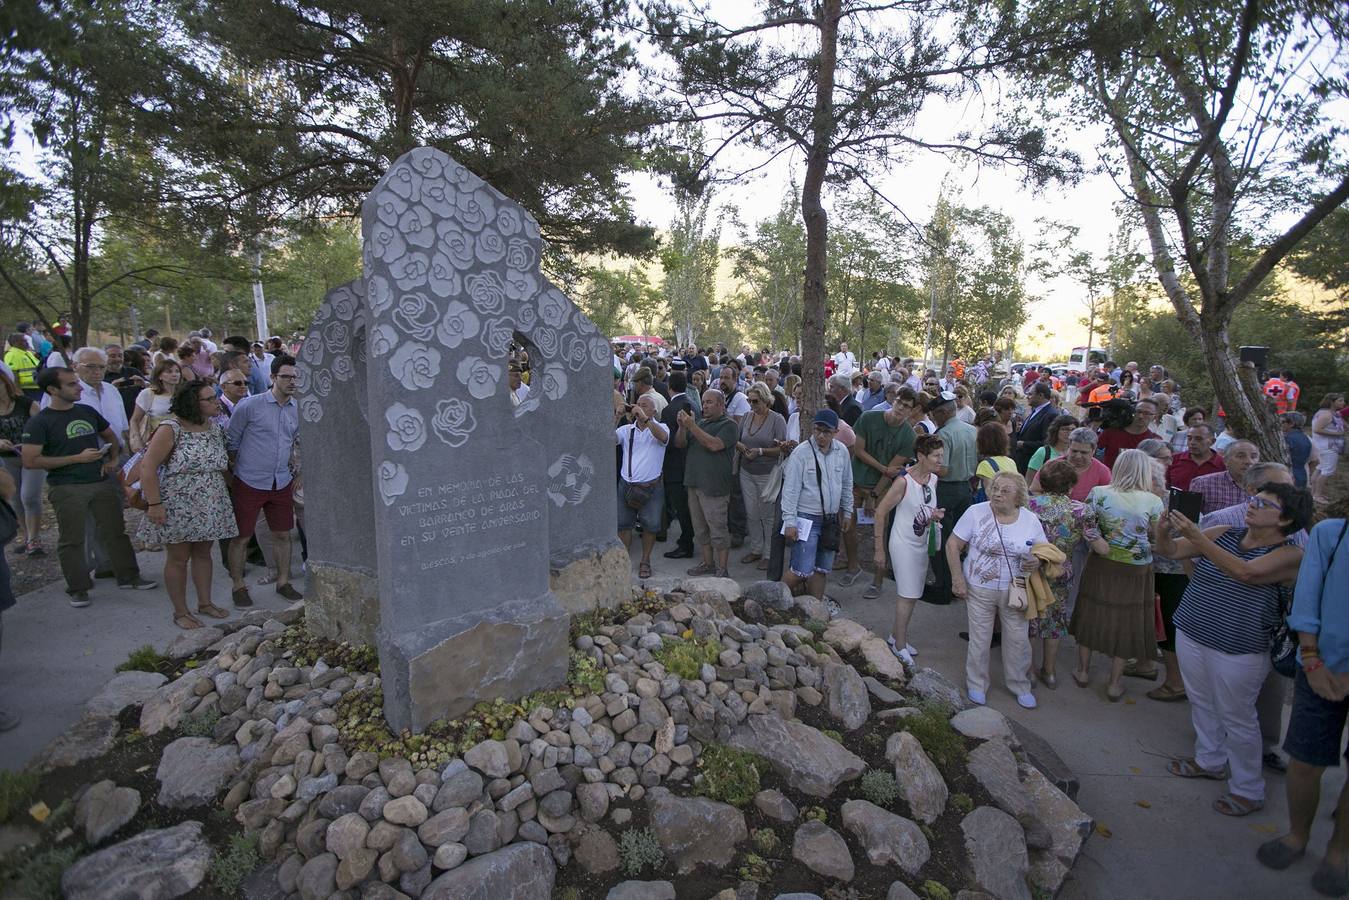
[622,426,660,510]
[121,420,179,511]
[994,512,1029,612]
[810,441,840,552]
[1271,519,1349,677]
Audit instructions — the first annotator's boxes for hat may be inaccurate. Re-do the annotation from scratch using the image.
[812,409,839,431]
[670,356,687,371]
[926,391,957,412]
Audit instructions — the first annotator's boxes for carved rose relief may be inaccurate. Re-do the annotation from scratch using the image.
[392,292,439,341]
[368,275,395,315]
[539,362,569,401]
[399,205,435,249]
[466,271,507,316]
[505,237,536,272]
[432,398,475,447]
[370,324,398,358]
[561,332,589,372]
[421,180,455,217]
[332,354,355,382]
[428,252,462,297]
[386,166,421,202]
[479,317,515,358]
[385,402,426,452]
[456,355,502,400]
[372,191,408,226]
[322,321,350,355]
[330,288,358,321]
[377,461,409,506]
[455,188,497,232]
[437,220,475,270]
[369,220,407,264]
[474,226,505,265]
[388,341,440,390]
[504,269,538,305]
[390,251,430,291]
[495,205,523,236]
[538,288,570,329]
[435,300,480,350]
[532,326,559,359]
[300,395,322,424]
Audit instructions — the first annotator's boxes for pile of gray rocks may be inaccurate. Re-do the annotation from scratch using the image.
[46,578,1092,900]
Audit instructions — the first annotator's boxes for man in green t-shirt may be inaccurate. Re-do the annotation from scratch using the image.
[844,403,917,598]
[676,389,740,577]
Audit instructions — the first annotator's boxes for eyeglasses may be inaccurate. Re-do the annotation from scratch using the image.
[1248,496,1282,512]
[274,374,297,380]
[199,395,220,403]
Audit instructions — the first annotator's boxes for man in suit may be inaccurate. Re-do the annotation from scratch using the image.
[1014,381,1057,473]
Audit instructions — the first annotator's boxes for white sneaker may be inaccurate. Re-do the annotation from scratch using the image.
[824,597,842,619]
[1017,693,1038,709]
[886,635,916,666]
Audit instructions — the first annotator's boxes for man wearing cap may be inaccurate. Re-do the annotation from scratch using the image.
[929,391,977,604]
[676,389,740,578]
[780,408,854,613]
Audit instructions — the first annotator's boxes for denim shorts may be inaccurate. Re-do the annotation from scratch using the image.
[617,480,664,533]
[789,513,836,577]
[1284,667,1349,768]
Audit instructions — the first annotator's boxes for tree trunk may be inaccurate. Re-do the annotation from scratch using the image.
[1198,317,1286,463]
[797,0,840,423]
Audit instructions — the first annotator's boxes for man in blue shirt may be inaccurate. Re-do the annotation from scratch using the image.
[1259,515,1349,893]
[226,355,302,607]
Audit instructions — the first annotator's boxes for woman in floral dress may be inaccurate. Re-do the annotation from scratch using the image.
[1027,459,1093,688]
[139,382,239,630]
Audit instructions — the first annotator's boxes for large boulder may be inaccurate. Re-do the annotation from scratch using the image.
[35,715,120,771]
[61,821,211,900]
[75,780,141,846]
[728,714,865,798]
[423,842,555,899]
[85,671,168,717]
[743,580,794,611]
[886,732,948,824]
[140,664,219,736]
[966,740,1033,821]
[951,706,1014,742]
[676,576,740,610]
[961,806,1031,900]
[857,635,907,681]
[823,662,871,731]
[166,626,224,659]
[156,737,240,809]
[906,667,969,711]
[1021,765,1092,869]
[791,820,854,882]
[648,787,747,874]
[607,882,676,900]
[840,800,930,876]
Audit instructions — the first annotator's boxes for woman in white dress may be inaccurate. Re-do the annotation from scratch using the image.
[1311,393,1345,503]
[872,433,945,666]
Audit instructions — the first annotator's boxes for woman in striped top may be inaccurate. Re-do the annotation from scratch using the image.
[1158,482,1313,818]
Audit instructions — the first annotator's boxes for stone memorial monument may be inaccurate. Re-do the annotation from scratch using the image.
[297,147,626,732]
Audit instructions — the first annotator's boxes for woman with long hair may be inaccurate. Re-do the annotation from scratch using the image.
[0,373,44,556]
[873,433,945,666]
[1070,449,1165,701]
[138,381,239,629]
[130,359,183,453]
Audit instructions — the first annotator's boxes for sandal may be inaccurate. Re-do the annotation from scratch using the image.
[1123,662,1160,680]
[740,552,762,564]
[637,562,652,578]
[1213,793,1264,817]
[1313,859,1349,896]
[837,569,865,587]
[1256,837,1306,871]
[174,614,203,630]
[1071,670,1090,688]
[197,603,230,619]
[1107,683,1126,702]
[1147,684,1188,702]
[1168,757,1230,780]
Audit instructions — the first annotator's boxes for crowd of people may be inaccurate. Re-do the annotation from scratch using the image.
[612,340,1349,896]
[0,322,308,734]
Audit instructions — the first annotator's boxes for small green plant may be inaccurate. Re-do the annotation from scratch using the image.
[115,644,168,674]
[821,728,843,743]
[751,827,780,854]
[899,704,967,771]
[920,823,935,844]
[652,636,721,680]
[210,832,261,896]
[804,620,826,637]
[9,846,78,900]
[738,852,772,882]
[618,827,665,876]
[950,792,974,815]
[860,769,898,808]
[0,769,40,825]
[694,744,767,807]
[919,880,952,900]
[273,616,378,671]
[556,888,582,900]
[567,650,606,696]
[180,706,222,738]
[803,805,828,823]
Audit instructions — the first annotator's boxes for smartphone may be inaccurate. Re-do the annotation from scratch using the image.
[1168,488,1203,524]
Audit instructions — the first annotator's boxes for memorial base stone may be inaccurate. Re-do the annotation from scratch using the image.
[307,564,381,646]
[550,542,629,614]
[380,595,570,733]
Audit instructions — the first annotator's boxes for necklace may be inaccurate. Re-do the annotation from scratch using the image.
[745,411,770,437]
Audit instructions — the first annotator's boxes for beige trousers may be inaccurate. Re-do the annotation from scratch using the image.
[965,582,1033,696]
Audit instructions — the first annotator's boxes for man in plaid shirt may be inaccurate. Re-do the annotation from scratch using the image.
[1191,439,1260,514]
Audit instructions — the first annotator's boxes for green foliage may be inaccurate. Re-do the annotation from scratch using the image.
[274,621,378,672]
[738,852,773,883]
[950,792,974,815]
[6,846,78,900]
[556,889,582,900]
[180,706,221,738]
[115,644,169,674]
[826,190,924,357]
[579,264,663,340]
[567,651,606,697]
[209,832,260,896]
[618,827,665,877]
[730,185,806,351]
[860,769,899,808]
[694,744,767,807]
[751,827,779,854]
[919,880,952,900]
[803,620,826,638]
[802,805,828,824]
[652,636,721,681]
[821,729,843,744]
[898,705,967,772]
[0,769,40,824]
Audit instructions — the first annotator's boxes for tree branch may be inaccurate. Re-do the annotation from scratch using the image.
[1229,175,1349,307]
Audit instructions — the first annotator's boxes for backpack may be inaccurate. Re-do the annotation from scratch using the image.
[971,456,1001,503]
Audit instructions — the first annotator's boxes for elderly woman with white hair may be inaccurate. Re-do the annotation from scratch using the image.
[947,469,1048,709]
[1070,448,1166,701]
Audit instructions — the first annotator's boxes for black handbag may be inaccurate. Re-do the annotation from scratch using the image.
[1272,519,1349,677]
[810,442,841,551]
[622,428,659,510]
[0,495,16,548]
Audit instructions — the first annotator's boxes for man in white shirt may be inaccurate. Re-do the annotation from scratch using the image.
[616,394,668,577]
[508,366,531,405]
[832,342,857,376]
[718,365,751,421]
[198,328,219,354]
